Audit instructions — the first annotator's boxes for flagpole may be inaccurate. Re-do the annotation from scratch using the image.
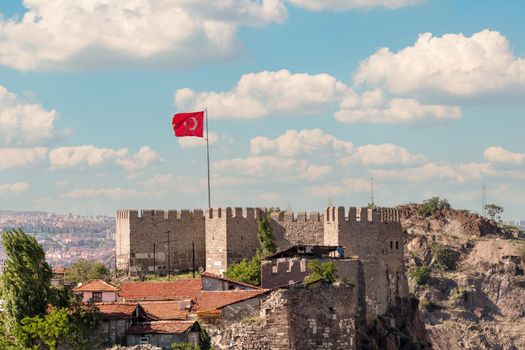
[205,108,211,208]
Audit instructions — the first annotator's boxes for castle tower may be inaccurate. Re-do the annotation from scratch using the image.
[324,207,408,319]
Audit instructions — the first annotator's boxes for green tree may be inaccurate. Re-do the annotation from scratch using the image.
[66,298,101,350]
[65,259,110,284]
[418,197,451,217]
[257,217,275,257]
[17,308,71,350]
[1,228,52,332]
[171,342,200,350]
[304,260,338,285]
[411,266,431,286]
[431,243,456,271]
[224,251,262,286]
[485,203,504,221]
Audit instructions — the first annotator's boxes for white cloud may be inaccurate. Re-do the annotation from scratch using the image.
[305,178,370,197]
[0,85,61,145]
[0,182,30,194]
[178,131,220,149]
[49,145,128,168]
[483,146,525,165]
[116,146,162,171]
[372,162,493,183]
[342,143,424,165]
[62,187,141,200]
[335,89,461,124]
[288,0,422,11]
[213,155,330,181]
[0,147,48,170]
[175,70,350,119]
[251,129,353,157]
[0,0,287,71]
[56,180,69,187]
[354,30,525,98]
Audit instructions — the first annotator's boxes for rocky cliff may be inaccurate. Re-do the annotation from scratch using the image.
[400,204,525,349]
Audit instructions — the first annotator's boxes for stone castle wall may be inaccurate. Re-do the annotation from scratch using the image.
[324,207,408,319]
[269,211,324,248]
[116,209,206,274]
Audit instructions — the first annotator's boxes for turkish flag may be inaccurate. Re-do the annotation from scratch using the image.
[172,111,204,137]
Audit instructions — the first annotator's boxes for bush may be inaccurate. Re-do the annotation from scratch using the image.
[418,197,451,217]
[304,260,337,284]
[432,244,456,271]
[172,343,199,350]
[411,266,431,286]
[450,288,469,306]
[257,217,275,257]
[420,298,441,312]
[224,251,261,286]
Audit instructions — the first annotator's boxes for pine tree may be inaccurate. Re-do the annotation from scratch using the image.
[1,228,52,333]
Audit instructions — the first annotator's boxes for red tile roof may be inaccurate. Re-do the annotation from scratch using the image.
[140,301,191,320]
[73,279,119,292]
[95,302,138,319]
[127,321,197,334]
[201,271,261,290]
[194,289,269,311]
[119,279,201,301]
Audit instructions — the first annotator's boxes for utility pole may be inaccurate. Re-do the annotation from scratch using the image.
[153,243,156,274]
[370,176,375,208]
[155,230,172,280]
[192,241,195,279]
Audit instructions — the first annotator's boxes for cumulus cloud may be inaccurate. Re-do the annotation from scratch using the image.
[62,188,140,200]
[0,182,30,194]
[0,147,48,170]
[0,85,61,145]
[49,145,128,168]
[251,129,353,157]
[354,30,525,98]
[116,146,162,171]
[288,0,422,11]
[335,96,462,124]
[213,155,330,181]
[483,146,525,165]
[342,143,424,165]
[372,162,493,183]
[175,70,350,119]
[178,131,220,149]
[0,0,287,71]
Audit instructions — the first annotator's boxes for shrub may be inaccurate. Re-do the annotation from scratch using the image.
[304,260,338,284]
[171,343,199,350]
[224,250,261,286]
[432,243,456,271]
[257,217,275,257]
[418,197,451,217]
[450,288,469,306]
[419,298,441,312]
[411,266,431,286]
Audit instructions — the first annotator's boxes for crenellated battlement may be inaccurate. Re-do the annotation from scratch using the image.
[324,207,400,223]
[117,209,204,221]
[205,207,265,219]
[270,211,322,223]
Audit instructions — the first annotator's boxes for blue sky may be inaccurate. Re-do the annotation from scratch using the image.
[0,0,524,219]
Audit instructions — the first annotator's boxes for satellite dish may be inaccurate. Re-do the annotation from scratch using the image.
[198,266,205,273]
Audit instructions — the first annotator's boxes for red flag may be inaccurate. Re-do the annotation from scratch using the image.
[172,111,204,137]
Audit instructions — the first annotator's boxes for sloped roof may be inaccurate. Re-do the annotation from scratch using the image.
[119,279,201,301]
[194,289,269,311]
[140,301,190,321]
[127,321,197,335]
[200,271,261,290]
[96,302,138,319]
[73,279,119,292]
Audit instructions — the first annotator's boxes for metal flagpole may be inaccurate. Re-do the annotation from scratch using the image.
[205,109,211,208]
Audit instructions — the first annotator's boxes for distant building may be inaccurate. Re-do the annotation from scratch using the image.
[73,279,119,302]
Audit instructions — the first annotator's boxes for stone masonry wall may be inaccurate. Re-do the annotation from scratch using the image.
[207,284,357,350]
[269,211,324,248]
[116,209,205,275]
[324,207,408,320]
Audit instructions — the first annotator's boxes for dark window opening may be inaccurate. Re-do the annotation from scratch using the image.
[92,292,102,302]
[390,241,393,250]
[395,241,399,250]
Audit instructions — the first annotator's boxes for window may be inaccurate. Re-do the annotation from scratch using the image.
[139,337,149,345]
[92,292,102,302]
[390,241,393,250]
[395,241,399,250]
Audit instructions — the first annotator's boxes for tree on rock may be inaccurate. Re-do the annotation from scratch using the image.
[485,203,504,222]
[1,228,52,332]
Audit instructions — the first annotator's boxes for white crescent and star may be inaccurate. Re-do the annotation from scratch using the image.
[186,116,198,131]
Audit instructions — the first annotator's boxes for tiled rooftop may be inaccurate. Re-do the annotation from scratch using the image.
[127,321,197,334]
[140,301,191,320]
[194,289,269,311]
[119,279,201,301]
[73,279,119,292]
[200,271,261,290]
[95,302,138,318]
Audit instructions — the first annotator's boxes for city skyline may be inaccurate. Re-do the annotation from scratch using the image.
[0,0,524,218]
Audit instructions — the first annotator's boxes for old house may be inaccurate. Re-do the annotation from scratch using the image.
[200,271,260,291]
[126,320,201,349]
[118,279,201,302]
[96,302,143,346]
[74,279,119,302]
